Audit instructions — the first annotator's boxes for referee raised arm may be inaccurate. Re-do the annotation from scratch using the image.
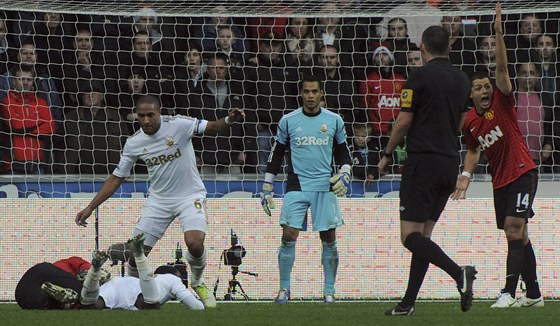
[379,25,476,316]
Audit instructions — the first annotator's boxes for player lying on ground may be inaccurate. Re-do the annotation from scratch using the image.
[15,256,110,310]
[78,234,204,310]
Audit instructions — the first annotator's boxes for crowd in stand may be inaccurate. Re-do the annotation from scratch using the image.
[0,1,559,177]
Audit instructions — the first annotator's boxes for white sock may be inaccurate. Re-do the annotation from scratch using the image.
[186,249,207,287]
[127,261,139,278]
[80,269,101,305]
[179,289,205,310]
[133,252,160,303]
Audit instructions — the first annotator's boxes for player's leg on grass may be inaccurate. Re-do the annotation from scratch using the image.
[126,233,164,306]
[185,229,216,308]
[519,225,543,306]
[276,225,299,303]
[396,220,436,312]
[320,228,338,304]
[81,250,109,306]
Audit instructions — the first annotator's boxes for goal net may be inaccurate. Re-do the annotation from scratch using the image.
[1,0,560,301]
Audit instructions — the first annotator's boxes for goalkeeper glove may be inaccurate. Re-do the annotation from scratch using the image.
[330,166,351,197]
[260,182,276,216]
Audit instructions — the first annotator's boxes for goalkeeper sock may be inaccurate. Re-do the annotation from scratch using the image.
[401,254,429,307]
[80,269,101,305]
[321,240,339,295]
[186,249,207,288]
[278,240,296,291]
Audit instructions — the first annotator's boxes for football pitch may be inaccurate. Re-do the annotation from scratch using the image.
[3,301,559,326]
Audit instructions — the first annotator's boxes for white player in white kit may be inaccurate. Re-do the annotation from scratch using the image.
[80,234,204,310]
[75,95,246,308]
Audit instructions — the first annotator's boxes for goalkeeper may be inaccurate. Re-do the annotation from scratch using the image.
[260,74,352,304]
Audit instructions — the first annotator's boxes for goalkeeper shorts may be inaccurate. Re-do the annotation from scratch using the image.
[280,191,344,232]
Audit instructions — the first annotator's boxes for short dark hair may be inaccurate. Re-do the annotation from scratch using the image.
[13,64,35,77]
[207,51,230,65]
[469,69,490,84]
[136,94,161,110]
[154,265,181,277]
[299,74,323,91]
[421,26,450,56]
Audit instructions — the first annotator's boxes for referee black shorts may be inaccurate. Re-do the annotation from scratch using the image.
[15,262,83,309]
[399,153,459,223]
[493,169,538,230]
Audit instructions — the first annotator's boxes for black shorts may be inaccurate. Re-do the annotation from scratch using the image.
[399,153,459,223]
[15,262,83,310]
[493,169,537,229]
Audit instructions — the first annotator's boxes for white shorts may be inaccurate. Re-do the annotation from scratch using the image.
[133,193,208,247]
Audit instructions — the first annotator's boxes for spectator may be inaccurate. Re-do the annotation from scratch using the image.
[118,66,148,134]
[441,15,477,76]
[514,62,552,169]
[505,13,542,66]
[215,24,248,78]
[0,13,14,75]
[378,0,442,47]
[192,5,248,54]
[535,34,560,172]
[244,31,299,173]
[350,123,381,182]
[0,40,63,133]
[360,46,406,150]
[246,3,292,52]
[1,64,55,174]
[173,42,205,115]
[475,35,497,81]
[285,17,315,70]
[315,1,369,80]
[118,31,175,110]
[190,53,256,174]
[29,12,73,88]
[372,17,417,77]
[313,44,364,134]
[406,45,424,76]
[62,27,118,109]
[54,83,127,175]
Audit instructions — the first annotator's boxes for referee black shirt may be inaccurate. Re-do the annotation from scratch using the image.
[400,57,471,157]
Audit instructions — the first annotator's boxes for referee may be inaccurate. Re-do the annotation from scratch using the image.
[378,25,476,316]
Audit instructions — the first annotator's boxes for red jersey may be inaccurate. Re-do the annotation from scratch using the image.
[361,71,406,135]
[463,89,536,189]
[1,90,54,162]
[53,256,91,276]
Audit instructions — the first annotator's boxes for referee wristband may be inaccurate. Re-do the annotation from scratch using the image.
[382,151,393,158]
[461,171,472,179]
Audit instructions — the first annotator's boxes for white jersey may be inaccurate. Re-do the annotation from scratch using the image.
[113,115,208,199]
[99,274,196,310]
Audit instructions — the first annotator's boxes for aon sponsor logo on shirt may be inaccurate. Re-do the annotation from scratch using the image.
[378,95,401,108]
[294,136,330,146]
[478,126,503,150]
[145,148,182,167]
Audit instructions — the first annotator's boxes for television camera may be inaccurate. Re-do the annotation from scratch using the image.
[214,229,258,301]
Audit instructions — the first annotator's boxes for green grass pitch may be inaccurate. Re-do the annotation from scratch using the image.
[2,301,559,326]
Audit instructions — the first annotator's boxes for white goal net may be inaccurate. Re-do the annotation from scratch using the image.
[1,0,560,302]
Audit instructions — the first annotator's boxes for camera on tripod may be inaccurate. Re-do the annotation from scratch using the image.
[222,229,246,266]
[168,242,189,288]
[214,229,257,301]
